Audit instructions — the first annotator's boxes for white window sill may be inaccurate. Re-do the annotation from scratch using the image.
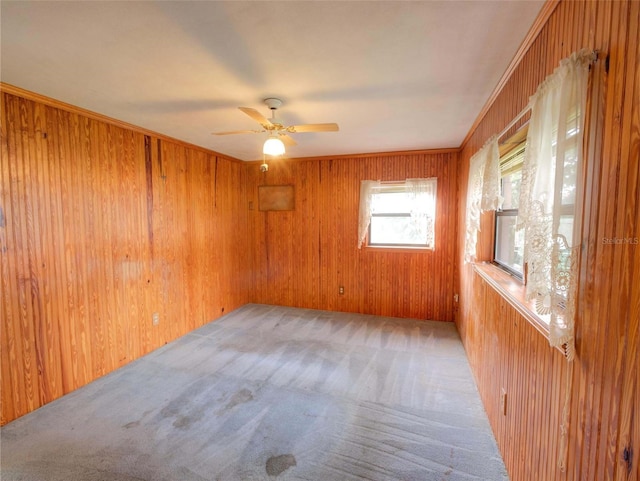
[365,245,434,253]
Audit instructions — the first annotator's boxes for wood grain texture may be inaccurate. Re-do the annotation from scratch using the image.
[0,83,241,163]
[456,1,639,480]
[0,91,251,425]
[247,152,458,321]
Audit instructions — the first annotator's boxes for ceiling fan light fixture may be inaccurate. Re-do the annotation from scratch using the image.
[212,98,338,159]
[263,136,285,156]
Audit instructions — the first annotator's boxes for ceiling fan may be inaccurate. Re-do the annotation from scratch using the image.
[213,98,339,155]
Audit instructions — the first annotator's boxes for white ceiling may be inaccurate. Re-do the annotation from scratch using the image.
[1,1,543,161]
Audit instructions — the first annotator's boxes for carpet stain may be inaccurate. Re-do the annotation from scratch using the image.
[221,388,253,413]
[123,409,153,429]
[265,454,296,477]
[173,415,196,429]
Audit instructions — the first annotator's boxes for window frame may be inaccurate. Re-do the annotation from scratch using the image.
[365,181,436,250]
[493,208,523,279]
[493,125,528,280]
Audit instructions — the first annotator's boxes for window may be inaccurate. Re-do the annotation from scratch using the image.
[494,109,581,284]
[358,178,436,249]
[494,127,526,277]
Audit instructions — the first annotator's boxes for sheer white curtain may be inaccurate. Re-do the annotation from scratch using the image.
[464,135,501,262]
[407,178,437,248]
[481,138,502,211]
[358,180,381,248]
[518,48,592,361]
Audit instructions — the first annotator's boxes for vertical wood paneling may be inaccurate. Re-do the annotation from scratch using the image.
[0,90,251,425]
[620,4,640,478]
[457,1,639,480]
[248,151,458,321]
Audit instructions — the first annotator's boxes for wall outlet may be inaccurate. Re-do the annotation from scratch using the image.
[152,312,160,326]
[500,388,507,416]
[339,286,344,295]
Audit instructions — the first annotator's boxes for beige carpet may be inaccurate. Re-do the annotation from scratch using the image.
[1,304,508,480]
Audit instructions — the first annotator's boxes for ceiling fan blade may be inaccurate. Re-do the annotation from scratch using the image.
[239,107,272,126]
[212,129,262,135]
[278,133,297,146]
[288,123,339,133]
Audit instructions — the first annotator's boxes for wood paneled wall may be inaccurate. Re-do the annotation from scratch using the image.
[468,271,568,480]
[0,89,252,425]
[247,151,458,321]
[456,1,639,480]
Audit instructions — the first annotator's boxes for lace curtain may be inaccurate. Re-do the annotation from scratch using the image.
[407,178,437,248]
[358,180,381,248]
[464,135,501,262]
[518,48,592,361]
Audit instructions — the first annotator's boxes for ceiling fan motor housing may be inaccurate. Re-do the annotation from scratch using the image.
[264,98,283,110]
[263,98,284,128]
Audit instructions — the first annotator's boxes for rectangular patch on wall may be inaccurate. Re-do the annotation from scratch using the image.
[258,185,295,211]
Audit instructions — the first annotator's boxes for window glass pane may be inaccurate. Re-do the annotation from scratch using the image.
[371,192,412,214]
[495,126,527,277]
[494,215,524,274]
[370,216,428,246]
[558,215,574,246]
[501,170,522,210]
[561,147,578,205]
